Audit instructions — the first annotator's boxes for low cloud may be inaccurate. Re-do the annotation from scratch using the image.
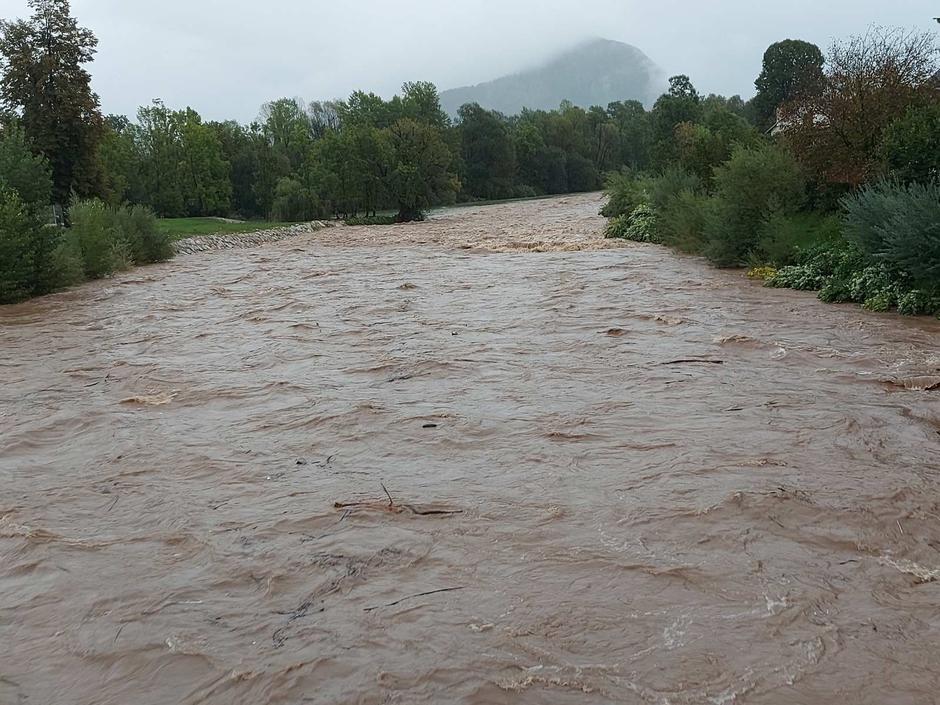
[1,0,935,121]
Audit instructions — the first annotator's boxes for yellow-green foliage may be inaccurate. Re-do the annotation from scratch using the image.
[747,266,777,280]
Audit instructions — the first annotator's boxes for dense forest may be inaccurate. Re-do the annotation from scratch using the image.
[0,0,938,314]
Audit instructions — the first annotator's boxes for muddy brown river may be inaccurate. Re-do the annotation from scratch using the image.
[2,193,940,705]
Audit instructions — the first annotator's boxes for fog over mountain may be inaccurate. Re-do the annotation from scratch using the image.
[441,39,664,116]
[0,0,935,121]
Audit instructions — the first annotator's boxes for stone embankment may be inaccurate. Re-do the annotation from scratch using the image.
[173,221,334,255]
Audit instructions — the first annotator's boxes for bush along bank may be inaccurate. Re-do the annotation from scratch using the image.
[0,123,175,304]
[766,181,940,315]
[603,167,940,318]
[0,193,174,305]
[601,28,940,319]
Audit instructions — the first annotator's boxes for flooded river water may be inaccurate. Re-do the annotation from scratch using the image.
[2,193,939,704]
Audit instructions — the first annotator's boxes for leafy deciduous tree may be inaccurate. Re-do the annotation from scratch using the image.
[0,0,104,203]
[781,28,939,187]
[752,39,825,129]
[651,75,704,165]
[879,101,940,184]
[0,125,54,207]
[388,118,457,222]
[457,103,516,200]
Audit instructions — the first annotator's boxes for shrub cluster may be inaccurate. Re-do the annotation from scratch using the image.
[766,182,940,315]
[1,125,174,304]
[67,200,173,279]
[0,198,172,304]
[842,180,940,291]
[600,171,649,219]
[605,204,657,242]
[602,154,940,317]
[603,143,810,264]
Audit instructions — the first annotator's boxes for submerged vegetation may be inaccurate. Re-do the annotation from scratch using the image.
[602,29,940,317]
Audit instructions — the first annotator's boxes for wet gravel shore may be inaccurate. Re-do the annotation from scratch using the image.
[172,221,334,255]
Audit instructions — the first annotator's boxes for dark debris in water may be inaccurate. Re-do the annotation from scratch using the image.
[334,484,463,517]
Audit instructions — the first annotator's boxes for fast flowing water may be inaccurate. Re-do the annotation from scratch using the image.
[2,194,939,705]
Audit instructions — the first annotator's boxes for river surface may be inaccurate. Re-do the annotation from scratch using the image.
[2,193,940,705]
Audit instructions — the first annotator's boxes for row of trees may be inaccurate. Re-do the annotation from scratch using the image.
[95,89,672,223]
[80,84,772,224]
[0,1,771,227]
[3,0,862,231]
[602,27,940,316]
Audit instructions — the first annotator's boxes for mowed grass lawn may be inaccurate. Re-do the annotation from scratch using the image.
[156,218,297,240]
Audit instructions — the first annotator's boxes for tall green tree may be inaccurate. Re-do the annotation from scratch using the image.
[752,39,824,129]
[650,75,704,166]
[345,125,393,216]
[512,122,548,193]
[587,105,619,174]
[674,102,758,180]
[135,100,185,217]
[0,187,41,302]
[0,0,104,203]
[400,81,450,130]
[0,125,54,208]
[259,97,313,170]
[457,103,516,200]
[879,101,940,184]
[313,129,361,217]
[134,101,231,217]
[606,100,652,170]
[97,115,138,206]
[0,127,57,301]
[179,109,231,216]
[308,100,342,138]
[388,118,457,221]
[339,91,396,130]
[210,120,261,217]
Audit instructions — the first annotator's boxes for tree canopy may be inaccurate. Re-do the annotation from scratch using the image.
[781,28,939,187]
[752,39,825,129]
[0,0,103,203]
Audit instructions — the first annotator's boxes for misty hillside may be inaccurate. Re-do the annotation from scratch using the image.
[440,39,664,117]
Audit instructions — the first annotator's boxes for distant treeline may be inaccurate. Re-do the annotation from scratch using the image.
[95,86,713,223]
[2,3,771,227]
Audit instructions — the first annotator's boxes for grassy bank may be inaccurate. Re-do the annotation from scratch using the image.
[156,218,297,240]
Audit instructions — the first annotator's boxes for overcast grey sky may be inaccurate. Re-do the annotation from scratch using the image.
[1,0,937,122]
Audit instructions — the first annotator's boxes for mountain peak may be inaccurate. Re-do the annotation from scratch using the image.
[440,39,664,117]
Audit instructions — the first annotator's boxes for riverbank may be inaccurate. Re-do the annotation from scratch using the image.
[172,220,334,255]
